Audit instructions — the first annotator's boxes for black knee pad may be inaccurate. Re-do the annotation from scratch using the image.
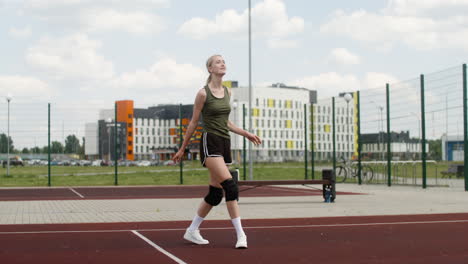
[221,179,239,202]
[204,185,223,206]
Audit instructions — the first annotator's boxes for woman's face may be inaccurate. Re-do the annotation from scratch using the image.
[209,56,226,76]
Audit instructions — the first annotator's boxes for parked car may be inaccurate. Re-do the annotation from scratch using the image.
[2,156,24,168]
[137,160,151,167]
[163,160,176,166]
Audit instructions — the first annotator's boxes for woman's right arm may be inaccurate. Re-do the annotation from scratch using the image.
[172,89,206,162]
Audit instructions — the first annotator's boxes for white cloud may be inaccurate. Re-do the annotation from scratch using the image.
[79,8,165,35]
[329,48,361,65]
[22,0,169,10]
[363,72,399,89]
[320,6,468,51]
[385,0,468,16]
[8,26,32,38]
[110,58,205,104]
[178,0,304,48]
[15,0,169,35]
[0,75,52,99]
[291,72,361,98]
[25,33,115,81]
[290,71,400,99]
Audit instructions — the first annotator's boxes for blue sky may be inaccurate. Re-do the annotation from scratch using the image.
[1,0,468,147]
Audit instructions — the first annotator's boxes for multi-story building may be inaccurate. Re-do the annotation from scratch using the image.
[228,82,356,162]
[85,82,357,163]
[361,131,429,160]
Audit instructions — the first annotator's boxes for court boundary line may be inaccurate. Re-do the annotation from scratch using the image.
[131,230,187,264]
[1,219,467,235]
[68,188,85,198]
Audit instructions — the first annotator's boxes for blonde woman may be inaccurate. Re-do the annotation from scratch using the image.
[173,54,261,249]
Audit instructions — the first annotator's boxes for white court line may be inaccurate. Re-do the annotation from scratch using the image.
[0,219,468,235]
[131,230,187,264]
[68,188,85,198]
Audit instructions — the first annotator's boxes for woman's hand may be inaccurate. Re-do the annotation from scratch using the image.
[246,132,262,146]
[172,149,184,163]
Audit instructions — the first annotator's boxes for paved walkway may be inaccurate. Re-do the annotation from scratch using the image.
[0,183,467,225]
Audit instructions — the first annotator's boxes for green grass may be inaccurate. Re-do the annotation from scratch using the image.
[1,160,461,187]
[0,161,322,187]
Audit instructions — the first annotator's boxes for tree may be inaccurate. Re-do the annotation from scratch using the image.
[21,148,30,154]
[51,141,64,153]
[65,135,81,154]
[428,139,442,161]
[31,147,41,154]
[0,133,14,153]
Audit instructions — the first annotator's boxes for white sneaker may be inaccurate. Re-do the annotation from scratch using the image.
[235,234,248,249]
[183,229,209,245]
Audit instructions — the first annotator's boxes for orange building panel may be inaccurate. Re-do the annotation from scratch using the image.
[116,100,134,161]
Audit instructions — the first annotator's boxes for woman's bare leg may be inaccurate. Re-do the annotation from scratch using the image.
[205,157,247,248]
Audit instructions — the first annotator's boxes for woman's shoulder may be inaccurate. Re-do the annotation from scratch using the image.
[195,87,208,101]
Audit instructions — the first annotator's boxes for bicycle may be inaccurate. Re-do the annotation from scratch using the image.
[335,157,374,183]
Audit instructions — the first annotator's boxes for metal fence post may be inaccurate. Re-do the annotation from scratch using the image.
[386,83,392,187]
[179,104,183,185]
[304,104,308,179]
[243,104,246,181]
[332,97,336,174]
[48,103,51,187]
[311,103,315,180]
[357,91,362,185]
[463,63,467,191]
[114,103,118,186]
[420,74,427,189]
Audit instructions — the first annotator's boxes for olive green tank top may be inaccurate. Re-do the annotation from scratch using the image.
[201,85,231,139]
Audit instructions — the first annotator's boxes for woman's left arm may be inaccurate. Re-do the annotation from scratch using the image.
[228,120,262,145]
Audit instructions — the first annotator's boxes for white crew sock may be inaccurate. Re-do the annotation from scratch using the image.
[188,215,204,232]
[231,217,246,238]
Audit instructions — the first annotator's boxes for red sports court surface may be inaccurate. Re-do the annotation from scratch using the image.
[1,213,468,264]
[0,185,359,201]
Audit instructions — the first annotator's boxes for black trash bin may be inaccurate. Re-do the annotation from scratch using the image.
[322,169,336,202]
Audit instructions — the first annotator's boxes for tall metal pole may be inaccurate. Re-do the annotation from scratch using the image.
[420,74,427,189]
[6,97,11,177]
[248,0,253,180]
[462,63,467,191]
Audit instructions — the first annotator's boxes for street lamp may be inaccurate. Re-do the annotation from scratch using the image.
[370,100,384,160]
[6,93,12,177]
[343,93,352,159]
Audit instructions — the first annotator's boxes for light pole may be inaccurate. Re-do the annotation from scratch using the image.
[248,0,253,180]
[344,93,352,160]
[6,94,12,177]
[370,100,384,160]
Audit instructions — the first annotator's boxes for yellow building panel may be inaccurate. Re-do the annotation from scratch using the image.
[324,124,331,133]
[285,120,292,128]
[222,81,232,88]
[267,99,274,107]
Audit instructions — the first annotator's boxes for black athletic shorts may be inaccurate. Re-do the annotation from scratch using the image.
[200,132,232,167]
